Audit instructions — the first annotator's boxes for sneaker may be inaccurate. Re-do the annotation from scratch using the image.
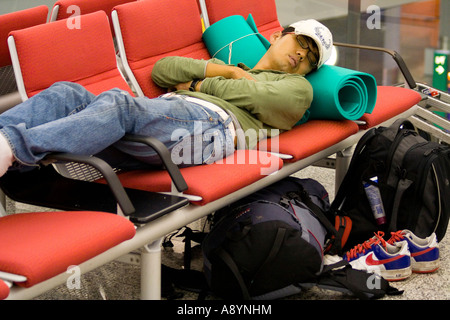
[388,230,440,273]
[343,231,412,281]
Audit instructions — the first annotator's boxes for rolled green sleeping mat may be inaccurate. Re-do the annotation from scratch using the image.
[304,65,377,121]
[202,14,271,68]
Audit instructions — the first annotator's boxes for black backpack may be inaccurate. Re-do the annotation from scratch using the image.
[201,177,400,300]
[332,118,450,249]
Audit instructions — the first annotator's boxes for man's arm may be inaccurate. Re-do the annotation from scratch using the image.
[151,56,254,91]
[152,56,312,130]
[204,62,255,81]
[199,74,313,130]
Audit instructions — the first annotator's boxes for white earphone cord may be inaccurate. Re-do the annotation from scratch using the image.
[211,33,260,64]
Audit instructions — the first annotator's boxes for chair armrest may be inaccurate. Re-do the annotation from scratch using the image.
[121,134,188,192]
[334,42,417,89]
[45,153,135,216]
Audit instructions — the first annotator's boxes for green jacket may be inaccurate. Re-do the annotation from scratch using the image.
[151,56,313,148]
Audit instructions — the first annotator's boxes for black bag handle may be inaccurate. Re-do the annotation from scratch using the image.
[382,118,415,141]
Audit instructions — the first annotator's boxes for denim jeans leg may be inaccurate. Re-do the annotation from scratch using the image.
[0,82,97,165]
[0,85,233,167]
[113,96,234,166]
[0,85,141,165]
[0,82,95,129]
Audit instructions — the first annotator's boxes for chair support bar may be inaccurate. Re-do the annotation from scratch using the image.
[121,134,188,192]
[334,42,417,89]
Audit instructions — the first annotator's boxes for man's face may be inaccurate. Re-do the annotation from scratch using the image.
[267,32,319,75]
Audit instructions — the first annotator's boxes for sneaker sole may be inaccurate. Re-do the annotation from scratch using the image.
[412,258,440,273]
[378,266,412,281]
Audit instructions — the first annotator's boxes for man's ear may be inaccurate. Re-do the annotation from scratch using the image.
[269,31,282,45]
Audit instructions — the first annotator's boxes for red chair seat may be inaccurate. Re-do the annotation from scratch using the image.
[106,150,283,205]
[258,86,422,160]
[258,120,359,162]
[0,211,135,288]
[359,86,422,129]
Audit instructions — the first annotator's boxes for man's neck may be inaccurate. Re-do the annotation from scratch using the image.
[252,56,272,70]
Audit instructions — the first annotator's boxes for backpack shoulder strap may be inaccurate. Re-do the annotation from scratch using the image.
[214,227,287,300]
[331,128,377,211]
[286,185,347,254]
[292,189,337,235]
[215,248,251,300]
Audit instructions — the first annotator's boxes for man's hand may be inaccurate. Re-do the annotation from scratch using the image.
[170,81,192,91]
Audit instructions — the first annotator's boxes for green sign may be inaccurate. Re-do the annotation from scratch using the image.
[433,50,450,92]
[431,50,450,127]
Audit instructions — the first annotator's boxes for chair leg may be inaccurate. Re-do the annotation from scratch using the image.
[140,238,163,300]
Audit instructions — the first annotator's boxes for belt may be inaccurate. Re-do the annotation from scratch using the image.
[161,93,237,147]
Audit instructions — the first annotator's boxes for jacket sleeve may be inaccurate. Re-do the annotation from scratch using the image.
[199,74,313,130]
[151,56,221,88]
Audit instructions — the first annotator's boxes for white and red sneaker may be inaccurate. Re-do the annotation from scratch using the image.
[343,231,412,281]
[388,230,440,274]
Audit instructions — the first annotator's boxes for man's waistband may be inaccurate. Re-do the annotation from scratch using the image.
[161,93,239,147]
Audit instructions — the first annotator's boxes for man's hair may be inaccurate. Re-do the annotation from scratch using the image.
[281,26,295,35]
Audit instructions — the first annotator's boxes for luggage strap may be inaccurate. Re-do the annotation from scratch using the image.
[215,227,287,300]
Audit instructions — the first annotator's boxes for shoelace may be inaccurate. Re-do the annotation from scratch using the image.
[387,230,405,245]
[345,231,387,260]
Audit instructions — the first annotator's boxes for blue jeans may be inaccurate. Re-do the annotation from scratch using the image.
[0,82,235,168]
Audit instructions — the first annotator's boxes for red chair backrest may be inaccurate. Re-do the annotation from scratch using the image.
[113,0,210,98]
[9,11,133,98]
[51,0,136,35]
[0,6,48,68]
[204,0,282,39]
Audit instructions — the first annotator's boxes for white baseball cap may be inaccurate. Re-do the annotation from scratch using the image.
[289,19,333,69]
